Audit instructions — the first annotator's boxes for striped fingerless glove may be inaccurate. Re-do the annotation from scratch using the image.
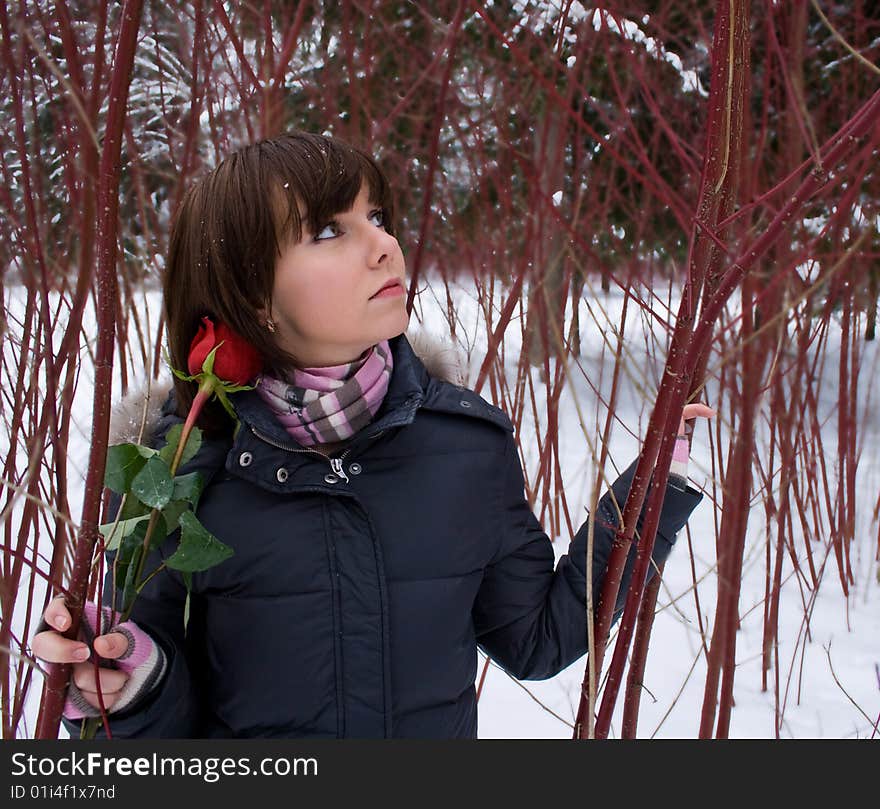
[63,603,167,720]
[668,435,690,491]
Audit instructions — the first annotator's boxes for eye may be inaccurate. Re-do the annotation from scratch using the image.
[369,209,387,229]
[313,221,341,242]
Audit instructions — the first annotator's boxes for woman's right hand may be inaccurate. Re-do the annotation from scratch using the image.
[32,596,132,716]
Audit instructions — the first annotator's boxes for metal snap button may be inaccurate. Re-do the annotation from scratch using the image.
[276,467,288,483]
[349,463,362,475]
[459,399,472,408]
[239,452,253,467]
[324,473,338,484]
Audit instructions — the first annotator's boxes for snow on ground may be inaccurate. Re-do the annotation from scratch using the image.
[417,274,880,739]
[4,274,879,738]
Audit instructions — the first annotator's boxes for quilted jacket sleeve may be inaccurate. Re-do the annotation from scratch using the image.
[473,431,703,681]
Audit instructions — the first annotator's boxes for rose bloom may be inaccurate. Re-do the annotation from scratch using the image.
[187,317,262,384]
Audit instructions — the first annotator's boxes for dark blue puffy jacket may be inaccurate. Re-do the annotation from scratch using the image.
[69,334,702,738]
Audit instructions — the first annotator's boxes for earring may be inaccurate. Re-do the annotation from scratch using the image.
[266,318,276,333]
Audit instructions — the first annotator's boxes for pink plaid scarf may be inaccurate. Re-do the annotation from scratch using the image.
[256,340,393,446]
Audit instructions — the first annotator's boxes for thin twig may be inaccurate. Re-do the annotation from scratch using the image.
[823,642,877,733]
[810,0,880,76]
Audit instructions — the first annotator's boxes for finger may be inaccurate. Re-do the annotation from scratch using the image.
[72,663,129,695]
[678,405,715,434]
[43,596,72,633]
[682,403,716,420]
[680,405,716,431]
[93,632,131,660]
[31,631,91,665]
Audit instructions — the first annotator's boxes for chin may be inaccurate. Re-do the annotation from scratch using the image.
[377,310,410,344]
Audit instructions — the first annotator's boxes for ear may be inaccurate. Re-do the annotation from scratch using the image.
[256,303,272,328]
[257,306,277,334]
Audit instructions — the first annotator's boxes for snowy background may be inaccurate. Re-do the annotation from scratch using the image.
[5,274,879,739]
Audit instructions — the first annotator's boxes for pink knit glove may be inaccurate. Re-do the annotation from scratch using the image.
[668,435,690,490]
[63,603,167,720]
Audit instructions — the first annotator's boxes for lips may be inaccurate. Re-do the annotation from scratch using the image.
[370,278,404,299]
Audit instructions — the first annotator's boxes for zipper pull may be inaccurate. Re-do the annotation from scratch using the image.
[330,457,349,483]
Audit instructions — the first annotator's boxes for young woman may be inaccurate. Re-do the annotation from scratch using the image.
[33,132,713,738]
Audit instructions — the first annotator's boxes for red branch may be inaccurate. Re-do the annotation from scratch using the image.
[34,0,146,740]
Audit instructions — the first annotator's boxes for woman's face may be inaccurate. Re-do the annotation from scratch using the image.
[267,184,409,367]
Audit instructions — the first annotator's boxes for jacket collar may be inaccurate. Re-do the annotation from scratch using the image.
[230,333,511,455]
[216,334,512,490]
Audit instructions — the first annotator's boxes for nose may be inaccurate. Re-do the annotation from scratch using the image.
[367,226,396,269]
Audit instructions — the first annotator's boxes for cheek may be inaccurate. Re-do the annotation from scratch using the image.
[392,240,406,268]
[272,266,357,328]
[271,270,313,328]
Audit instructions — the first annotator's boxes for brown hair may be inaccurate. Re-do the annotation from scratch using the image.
[163,131,395,433]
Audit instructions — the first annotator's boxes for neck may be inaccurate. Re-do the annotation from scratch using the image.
[281,340,375,370]
[299,346,372,372]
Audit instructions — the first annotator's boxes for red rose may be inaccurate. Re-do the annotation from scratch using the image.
[187,317,262,384]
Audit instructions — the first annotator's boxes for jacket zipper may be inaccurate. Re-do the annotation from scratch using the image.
[249,425,355,482]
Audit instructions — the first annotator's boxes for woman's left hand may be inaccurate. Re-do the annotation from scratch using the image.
[678,403,715,435]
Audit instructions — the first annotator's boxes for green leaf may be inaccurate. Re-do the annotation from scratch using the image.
[181,572,193,635]
[158,424,202,468]
[115,512,168,565]
[102,492,150,549]
[146,512,168,553]
[134,445,159,459]
[183,590,192,633]
[121,545,143,613]
[120,523,145,562]
[104,444,148,494]
[99,514,152,552]
[131,455,174,509]
[160,499,188,533]
[115,523,144,567]
[165,511,234,573]
[118,493,150,521]
[172,472,204,508]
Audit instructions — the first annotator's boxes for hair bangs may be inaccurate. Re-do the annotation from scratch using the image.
[268,135,395,248]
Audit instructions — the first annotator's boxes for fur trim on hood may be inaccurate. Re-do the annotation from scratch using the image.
[109,326,468,446]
